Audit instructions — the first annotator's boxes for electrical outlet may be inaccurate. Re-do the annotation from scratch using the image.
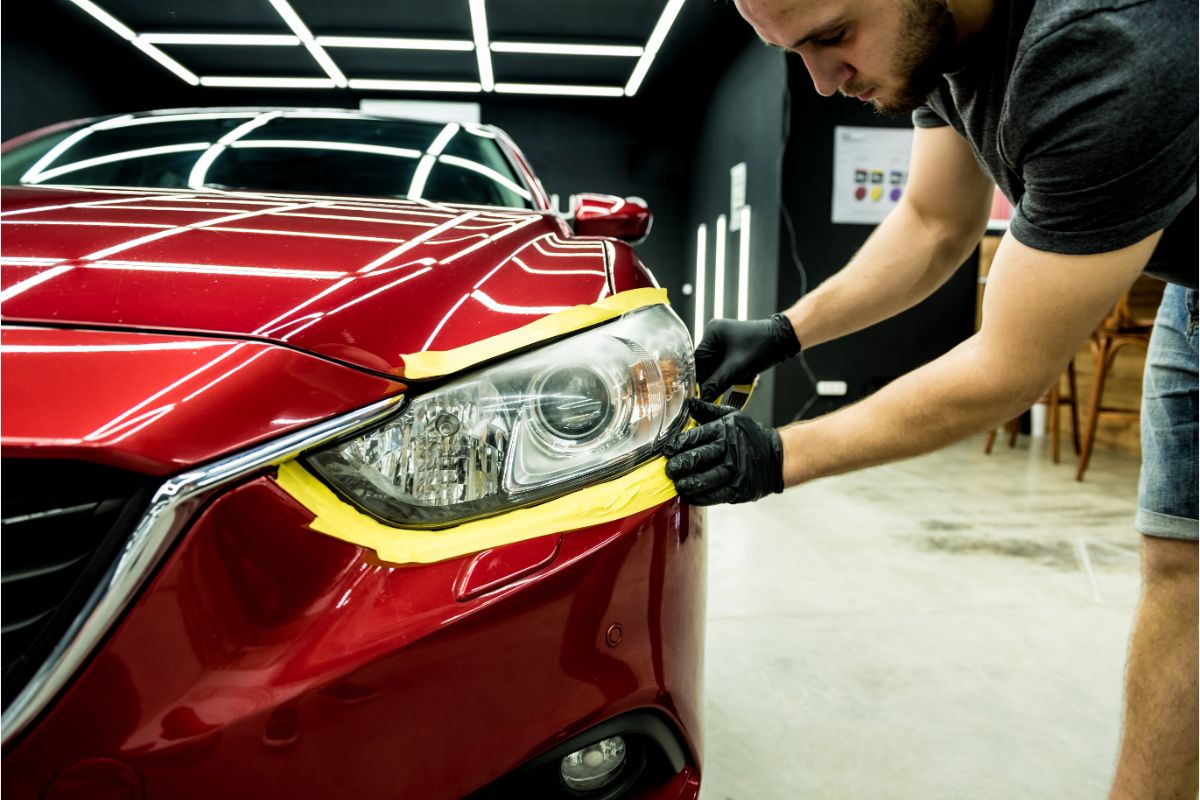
[816,380,848,396]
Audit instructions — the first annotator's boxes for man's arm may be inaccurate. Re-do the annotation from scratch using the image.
[780,231,1159,485]
[786,125,994,348]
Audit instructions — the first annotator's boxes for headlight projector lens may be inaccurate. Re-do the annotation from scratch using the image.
[534,366,613,441]
[559,735,626,791]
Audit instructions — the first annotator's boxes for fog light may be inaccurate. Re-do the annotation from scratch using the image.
[559,735,626,791]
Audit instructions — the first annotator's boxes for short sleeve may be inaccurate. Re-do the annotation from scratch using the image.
[1000,4,1198,255]
[913,105,949,129]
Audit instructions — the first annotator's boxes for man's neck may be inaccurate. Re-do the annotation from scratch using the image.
[948,0,995,45]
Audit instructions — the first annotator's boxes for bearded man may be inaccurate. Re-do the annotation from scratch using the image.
[666,0,1198,796]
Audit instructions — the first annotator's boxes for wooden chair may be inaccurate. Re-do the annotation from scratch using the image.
[1075,278,1162,481]
[984,361,1080,463]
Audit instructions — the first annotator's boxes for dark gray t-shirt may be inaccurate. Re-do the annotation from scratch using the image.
[914,0,1198,288]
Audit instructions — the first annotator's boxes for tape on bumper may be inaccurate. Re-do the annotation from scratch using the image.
[275,458,677,565]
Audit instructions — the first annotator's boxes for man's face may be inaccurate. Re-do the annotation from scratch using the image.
[735,0,957,114]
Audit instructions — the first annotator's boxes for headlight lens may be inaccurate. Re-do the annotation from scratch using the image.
[307,304,694,527]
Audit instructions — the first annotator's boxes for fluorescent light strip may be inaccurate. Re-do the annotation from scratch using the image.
[694,223,707,342]
[28,143,211,184]
[490,42,644,57]
[736,205,751,320]
[65,0,135,39]
[625,0,687,96]
[130,40,200,85]
[468,0,495,91]
[438,155,531,200]
[138,33,301,46]
[348,79,483,93]
[200,77,336,88]
[265,0,347,87]
[471,289,569,315]
[713,213,726,319]
[0,266,73,304]
[230,140,421,159]
[189,111,282,189]
[494,83,624,97]
[317,36,474,51]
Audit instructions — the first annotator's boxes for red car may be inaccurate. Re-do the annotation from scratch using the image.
[0,108,703,799]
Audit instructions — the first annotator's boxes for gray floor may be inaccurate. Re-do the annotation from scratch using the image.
[699,436,1144,800]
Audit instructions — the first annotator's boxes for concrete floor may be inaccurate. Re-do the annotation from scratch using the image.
[699,436,1144,800]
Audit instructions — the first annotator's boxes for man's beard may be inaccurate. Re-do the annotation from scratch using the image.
[862,0,959,114]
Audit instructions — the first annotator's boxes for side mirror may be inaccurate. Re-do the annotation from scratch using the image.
[572,193,653,243]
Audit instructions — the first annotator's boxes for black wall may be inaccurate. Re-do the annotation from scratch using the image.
[771,61,977,424]
[684,41,788,425]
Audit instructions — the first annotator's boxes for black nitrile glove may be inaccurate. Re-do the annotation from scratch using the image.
[695,314,801,402]
[664,398,785,506]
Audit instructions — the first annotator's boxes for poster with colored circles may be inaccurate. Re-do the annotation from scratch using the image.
[831,125,914,225]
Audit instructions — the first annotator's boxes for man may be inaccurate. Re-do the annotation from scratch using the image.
[665,0,1198,795]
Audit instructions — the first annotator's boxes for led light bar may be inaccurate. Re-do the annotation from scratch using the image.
[267,0,347,87]
[713,214,727,319]
[29,143,212,184]
[468,0,495,91]
[65,0,134,40]
[317,36,474,51]
[694,223,707,343]
[130,40,200,85]
[138,33,301,46]
[199,77,337,89]
[348,79,483,93]
[490,42,643,57]
[495,83,625,97]
[736,205,751,320]
[625,0,687,96]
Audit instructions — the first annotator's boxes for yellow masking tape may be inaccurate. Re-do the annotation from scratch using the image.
[275,458,678,565]
[400,286,668,379]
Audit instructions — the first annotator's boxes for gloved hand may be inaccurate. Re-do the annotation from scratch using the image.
[664,398,785,506]
[695,314,801,402]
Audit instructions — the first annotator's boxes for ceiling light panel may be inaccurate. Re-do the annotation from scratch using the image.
[65,0,689,98]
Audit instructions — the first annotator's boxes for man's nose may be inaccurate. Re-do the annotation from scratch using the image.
[800,52,853,96]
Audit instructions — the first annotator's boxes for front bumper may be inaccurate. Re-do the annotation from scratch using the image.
[2,464,706,799]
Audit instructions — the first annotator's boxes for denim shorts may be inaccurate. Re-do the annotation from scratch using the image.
[1136,283,1199,539]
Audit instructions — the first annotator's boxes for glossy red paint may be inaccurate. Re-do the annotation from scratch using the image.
[0,326,402,475]
[574,193,654,243]
[1,185,659,376]
[2,476,705,799]
[2,110,700,799]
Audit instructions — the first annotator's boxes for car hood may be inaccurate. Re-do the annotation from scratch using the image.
[0,186,614,376]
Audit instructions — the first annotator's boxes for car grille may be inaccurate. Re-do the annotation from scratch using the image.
[1,460,153,711]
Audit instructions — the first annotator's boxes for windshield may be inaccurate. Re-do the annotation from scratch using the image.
[1,111,535,209]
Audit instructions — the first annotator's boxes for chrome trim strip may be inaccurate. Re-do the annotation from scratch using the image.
[1,394,403,745]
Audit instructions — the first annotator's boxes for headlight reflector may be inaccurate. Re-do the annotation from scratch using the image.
[307,304,693,528]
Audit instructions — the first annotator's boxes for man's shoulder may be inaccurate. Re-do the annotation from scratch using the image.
[1021,0,1185,58]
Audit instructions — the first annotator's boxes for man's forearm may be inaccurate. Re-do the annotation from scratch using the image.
[780,333,1050,486]
[783,200,982,349]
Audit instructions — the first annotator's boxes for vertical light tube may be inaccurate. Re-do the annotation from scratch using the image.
[736,205,752,320]
[713,214,727,319]
[694,224,707,343]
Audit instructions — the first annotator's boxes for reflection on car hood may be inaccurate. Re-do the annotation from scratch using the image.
[0,186,613,376]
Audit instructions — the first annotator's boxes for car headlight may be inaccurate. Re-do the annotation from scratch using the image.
[307,304,694,528]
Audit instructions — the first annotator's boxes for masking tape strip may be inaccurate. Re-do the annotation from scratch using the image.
[275,458,677,565]
[400,286,668,379]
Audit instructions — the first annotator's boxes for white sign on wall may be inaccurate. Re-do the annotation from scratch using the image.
[831,126,913,225]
